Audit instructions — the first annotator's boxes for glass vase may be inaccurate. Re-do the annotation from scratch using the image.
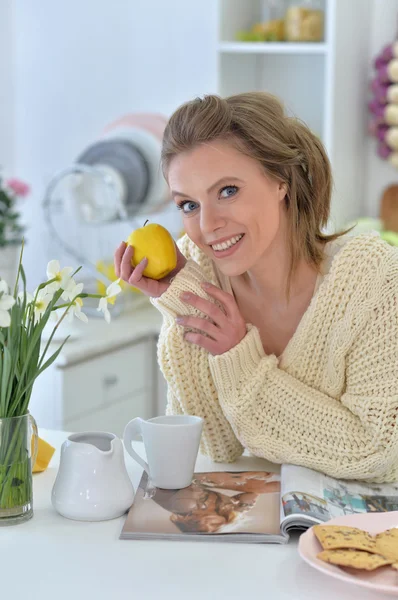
[0,413,38,526]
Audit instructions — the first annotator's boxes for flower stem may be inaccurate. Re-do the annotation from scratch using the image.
[0,416,31,513]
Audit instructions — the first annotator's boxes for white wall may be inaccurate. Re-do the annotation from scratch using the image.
[13,0,218,288]
[0,1,14,172]
[10,0,398,290]
[365,0,398,217]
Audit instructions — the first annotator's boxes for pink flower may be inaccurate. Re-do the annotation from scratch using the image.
[5,178,30,197]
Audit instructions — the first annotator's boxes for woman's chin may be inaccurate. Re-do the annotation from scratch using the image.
[215,261,249,278]
[200,245,253,277]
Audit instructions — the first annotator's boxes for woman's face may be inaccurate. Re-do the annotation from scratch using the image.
[168,139,287,277]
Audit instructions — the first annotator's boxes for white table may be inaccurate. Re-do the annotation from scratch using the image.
[1,429,384,600]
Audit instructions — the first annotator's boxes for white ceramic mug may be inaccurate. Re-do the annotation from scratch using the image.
[123,415,203,489]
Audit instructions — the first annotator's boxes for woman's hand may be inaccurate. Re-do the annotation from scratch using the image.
[114,241,187,298]
[176,282,246,355]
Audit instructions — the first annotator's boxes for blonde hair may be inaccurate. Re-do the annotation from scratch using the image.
[161,92,345,285]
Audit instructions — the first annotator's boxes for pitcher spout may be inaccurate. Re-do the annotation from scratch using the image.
[68,431,116,454]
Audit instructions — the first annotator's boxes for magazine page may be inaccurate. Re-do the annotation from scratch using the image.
[121,470,288,544]
[279,464,398,534]
[279,465,329,533]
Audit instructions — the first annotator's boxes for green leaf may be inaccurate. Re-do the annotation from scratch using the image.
[0,346,12,411]
[37,336,69,376]
[11,336,69,416]
[12,245,24,297]
[12,287,63,404]
[0,350,3,415]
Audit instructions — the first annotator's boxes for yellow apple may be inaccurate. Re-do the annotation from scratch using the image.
[126,222,177,280]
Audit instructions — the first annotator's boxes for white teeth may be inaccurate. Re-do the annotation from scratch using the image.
[212,234,243,251]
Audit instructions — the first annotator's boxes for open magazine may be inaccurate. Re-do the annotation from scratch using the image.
[120,464,398,544]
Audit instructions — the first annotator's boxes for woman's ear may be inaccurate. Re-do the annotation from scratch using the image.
[278,182,287,202]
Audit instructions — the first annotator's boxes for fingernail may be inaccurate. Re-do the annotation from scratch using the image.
[139,257,148,265]
[201,282,211,289]
[181,292,191,301]
[175,317,184,324]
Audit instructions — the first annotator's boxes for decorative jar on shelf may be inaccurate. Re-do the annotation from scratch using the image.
[284,0,324,42]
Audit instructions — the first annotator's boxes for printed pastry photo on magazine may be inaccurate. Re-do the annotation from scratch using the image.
[120,465,398,544]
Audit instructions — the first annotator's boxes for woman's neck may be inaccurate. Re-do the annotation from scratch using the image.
[233,230,319,307]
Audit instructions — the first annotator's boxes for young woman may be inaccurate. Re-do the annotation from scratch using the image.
[114,92,398,483]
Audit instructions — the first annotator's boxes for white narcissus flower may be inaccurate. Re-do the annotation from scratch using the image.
[61,280,83,302]
[46,260,73,293]
[61,280,87,322]
[0,280,15,327]
[106,279,122,297]
[32,289,52,324]
[67,297,88,323]
[97,279,122,324]
[18,289,55,324]
[97,297,111,324]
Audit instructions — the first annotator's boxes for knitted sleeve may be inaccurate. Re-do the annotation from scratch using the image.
[208,260,398,482]
[151,235,244,462]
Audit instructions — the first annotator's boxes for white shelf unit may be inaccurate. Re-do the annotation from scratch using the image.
[218,42,329,54]
[217,0,373,228]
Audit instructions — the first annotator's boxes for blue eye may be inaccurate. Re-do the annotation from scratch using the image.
[220,185,238,198]
[177,200,198,214]
[176,184,238,213]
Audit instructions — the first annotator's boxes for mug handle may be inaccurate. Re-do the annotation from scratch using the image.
[123,418,150,476]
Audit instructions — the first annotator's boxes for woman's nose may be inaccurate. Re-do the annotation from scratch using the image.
[200,206,226,234]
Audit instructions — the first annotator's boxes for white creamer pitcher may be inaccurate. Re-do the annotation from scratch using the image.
[52,431,135,521]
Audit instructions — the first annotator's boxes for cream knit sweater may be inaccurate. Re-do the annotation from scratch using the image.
[151,232,398,483]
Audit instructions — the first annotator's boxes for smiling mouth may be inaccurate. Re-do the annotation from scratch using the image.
[209,233,245,258]
[210,234,244,252]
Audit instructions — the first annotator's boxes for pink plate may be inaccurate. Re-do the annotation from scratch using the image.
[298,511,398,596]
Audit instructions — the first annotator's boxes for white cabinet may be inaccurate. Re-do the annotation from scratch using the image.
[61,340,153,424]
[65,390,149,437]
[29,303,167,437]
[62,339,155,436]
[217,0,373,228]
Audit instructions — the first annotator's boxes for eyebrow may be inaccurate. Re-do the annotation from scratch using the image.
[171,176,245,199]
